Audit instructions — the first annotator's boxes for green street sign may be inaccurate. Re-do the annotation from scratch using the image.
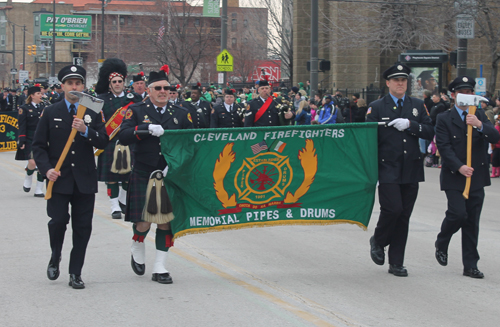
[40,14,92,40]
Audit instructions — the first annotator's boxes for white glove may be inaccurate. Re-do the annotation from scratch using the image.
[148,124,164,137]
[388,118,410,131]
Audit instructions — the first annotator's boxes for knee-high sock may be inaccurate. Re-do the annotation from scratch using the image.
[153,229,173,273]
[107,183,119,199]
[131,224,150,264]
[118,182,128,205]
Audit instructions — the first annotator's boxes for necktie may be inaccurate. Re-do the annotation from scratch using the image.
[156,106,163,116]
[397,98,403,112]
[69,104,76,116]
[462,110,468,128]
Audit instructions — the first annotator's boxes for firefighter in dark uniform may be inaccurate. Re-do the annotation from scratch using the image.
[119,65,193,284]
[181,83,210,128]
[129,71,148,102]
[434,76,500,278]
[210,89,243,128]
[95,58,139,219]
[366,63,434,277]
[32,65,109,289]
[168,85,182,106]
[244,79,285,127]
[16,84,46,196]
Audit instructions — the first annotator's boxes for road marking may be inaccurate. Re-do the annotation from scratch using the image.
[93,205,363,327]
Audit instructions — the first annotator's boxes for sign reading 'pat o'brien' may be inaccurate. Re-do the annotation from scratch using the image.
[40,14,92,40]
[0,112,18,152]
[160,124,379,241]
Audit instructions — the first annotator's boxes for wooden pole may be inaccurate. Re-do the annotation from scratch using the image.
[462,105,477,199]
[45,104,88,200]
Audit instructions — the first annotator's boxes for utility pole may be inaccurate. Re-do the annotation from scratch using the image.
[456,38,467,76]
[22,25,25,72]
[12,24,15,88]
[221,0,227,86]
[51,0,56,77]
[101,0,105,60]
[310,0,318,100]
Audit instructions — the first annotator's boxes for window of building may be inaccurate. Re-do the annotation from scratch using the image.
[128,17,133,25]
[231,13,237,18]
[195,19,200,27]
[120,17,125,25]
[211,19,217,27]
[112,19,117,25]
[231,38,237,48]
[231,19,237,31]
[243,37,248,43]
[243,19,248,27]
[0,35,5,47]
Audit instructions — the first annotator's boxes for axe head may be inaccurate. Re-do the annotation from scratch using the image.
[456,93,489,107]
[69,91,104,113]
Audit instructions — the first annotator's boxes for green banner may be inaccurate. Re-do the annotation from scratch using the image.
[161,124,378,240]
[203,0,220,17]
[40,14,92,40]
[0,112,18,152]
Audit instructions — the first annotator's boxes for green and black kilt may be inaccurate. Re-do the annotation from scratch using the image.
[125,168,173,223]
[96,141,133,182]
[15,130,35,161]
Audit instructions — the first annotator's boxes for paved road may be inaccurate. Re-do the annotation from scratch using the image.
[1,150,499,327]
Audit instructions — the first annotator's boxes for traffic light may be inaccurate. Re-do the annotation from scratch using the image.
[27,45,32,56]
[32,45,37,56]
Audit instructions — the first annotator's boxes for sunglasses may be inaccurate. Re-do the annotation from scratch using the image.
[112,80,123,84]
[154,86,170,91]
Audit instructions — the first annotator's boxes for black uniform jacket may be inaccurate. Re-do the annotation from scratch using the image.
[436,107,500,191]
[32,100,109,194]
[244,97,281,127]
[180,100,209,128]
[210,103,243,128]
[366,94,434,184]
[119,99,194,171]
[18,102,44,145]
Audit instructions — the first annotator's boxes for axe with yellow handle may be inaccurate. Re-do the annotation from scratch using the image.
[45,91,104,200]
[455,93,489,199]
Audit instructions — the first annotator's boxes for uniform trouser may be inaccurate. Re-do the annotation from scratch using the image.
[374,183,419,266]
[47,185,95,275]
[436,189,484,269]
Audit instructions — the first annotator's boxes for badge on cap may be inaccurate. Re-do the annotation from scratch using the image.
[397,65,403,70]
[412,108,418,117]
[463,77,468,82]
[71,66,77,72]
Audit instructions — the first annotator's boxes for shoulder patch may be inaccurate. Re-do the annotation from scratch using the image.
[18,108,23,115]
[101,112,106,122]
[424,104,430,116]
[187,113,193,123]
[367,107,372,115]
[246,104,250,111]
[125,108,133,119]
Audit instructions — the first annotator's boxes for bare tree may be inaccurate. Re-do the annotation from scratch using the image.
[470,0,500,94]
[146,1,219,85]
[246,0,293,81]
[320,0,456,53]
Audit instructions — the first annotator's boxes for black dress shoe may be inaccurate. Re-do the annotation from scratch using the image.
[119,201,126,214]
[152,273,173,284]
[47,257,60,281]
[34,193,45,198]
[463,268,484,279]
[388,264,408,277]
[369,236,384,265]
[435,248,448,266]
[131,255,145,276]
[111,211,122,219]
[69,274,85,289]
[23,186,30,192]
